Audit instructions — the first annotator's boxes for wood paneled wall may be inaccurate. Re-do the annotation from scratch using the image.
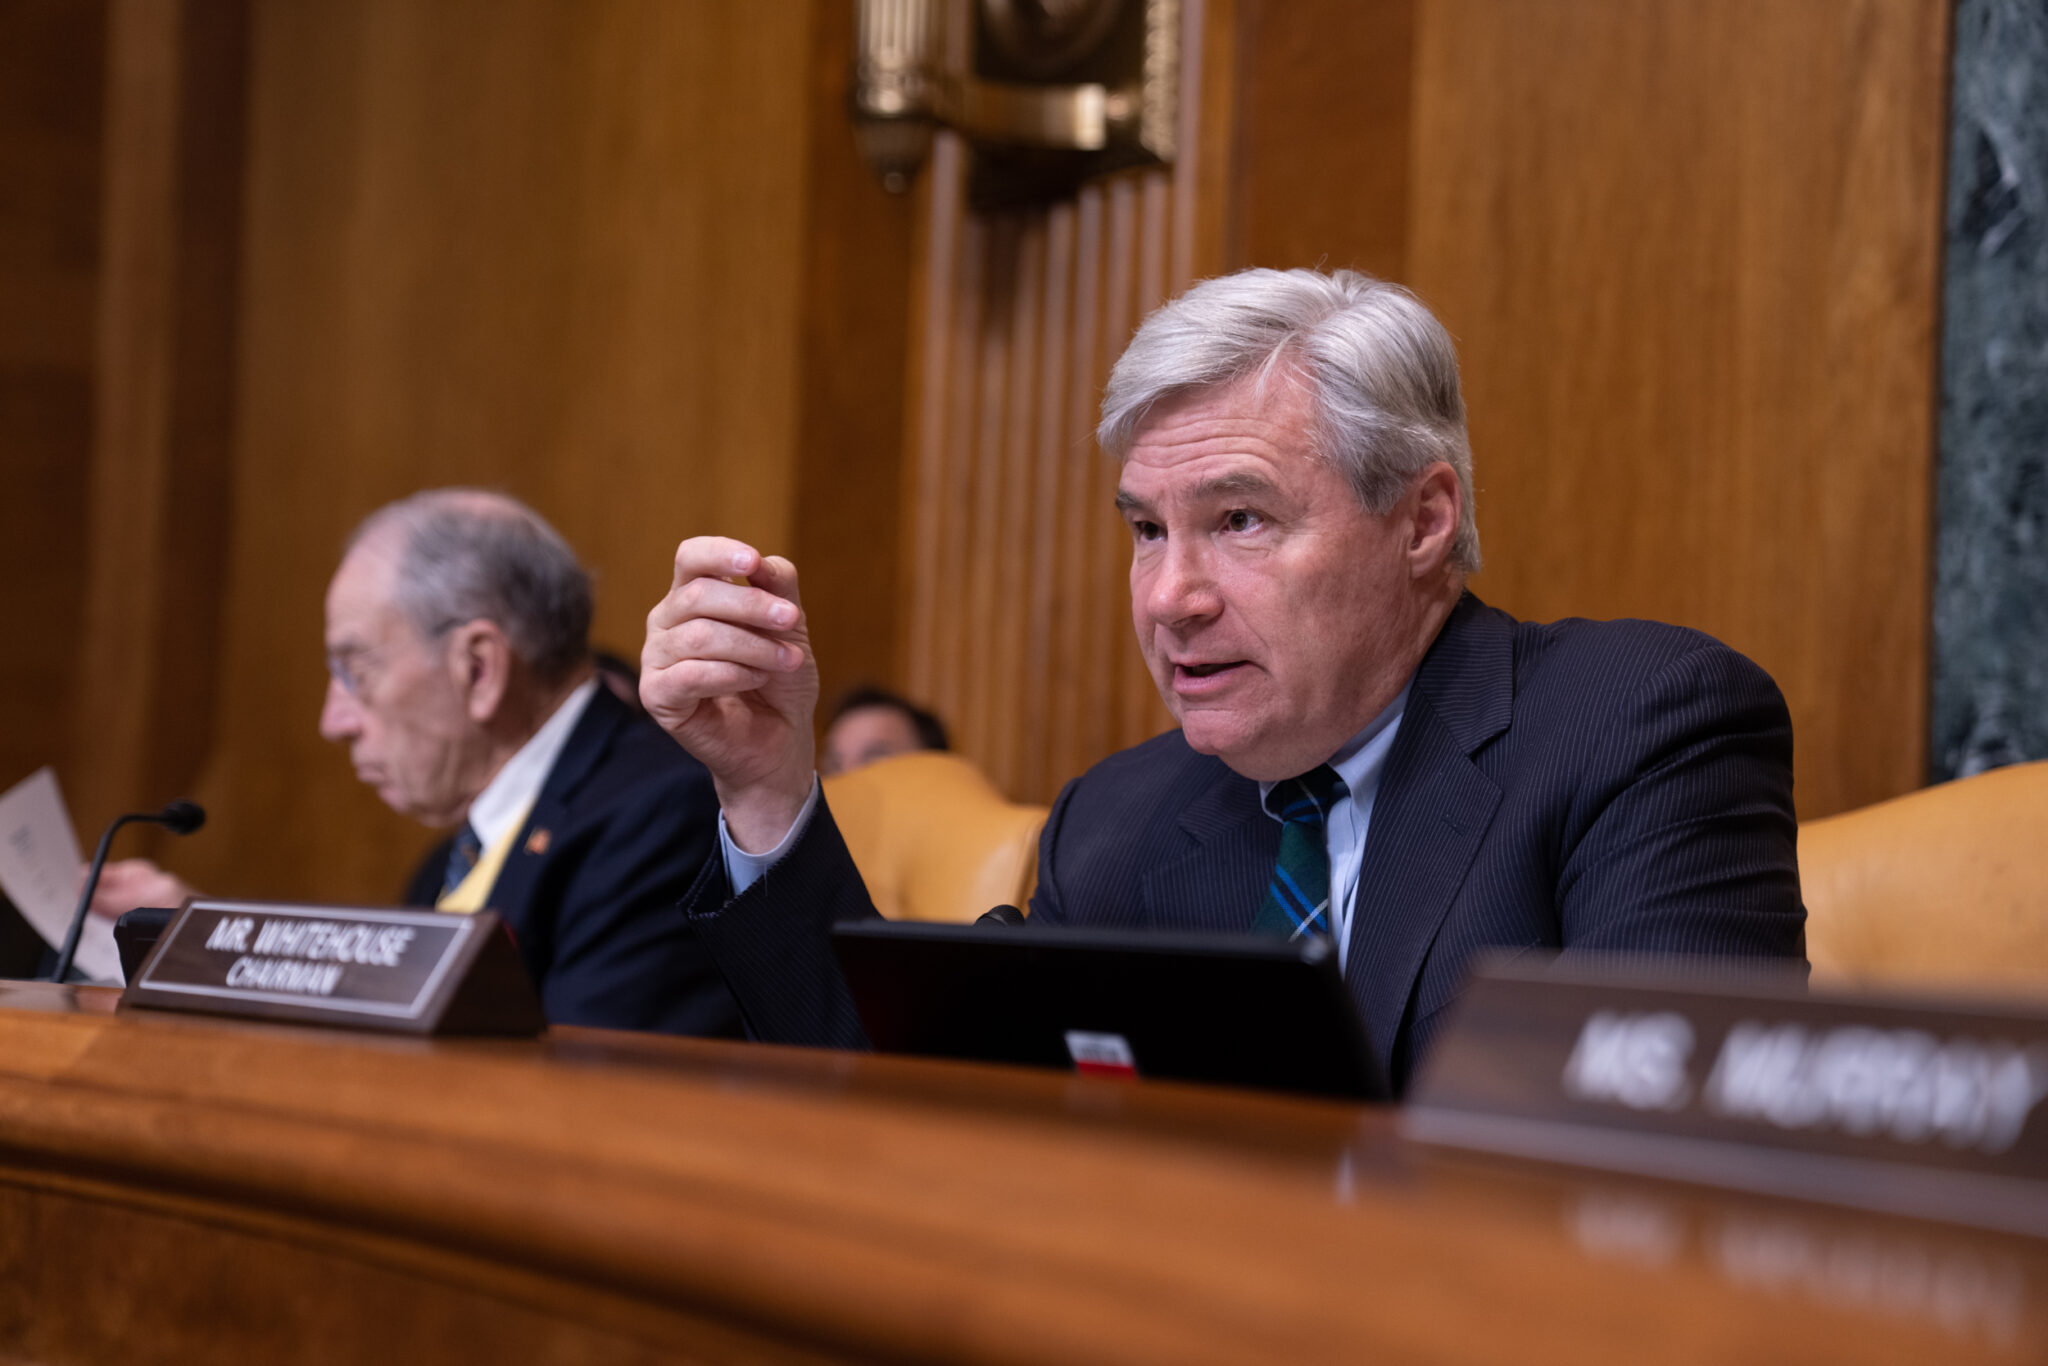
[905,0,1949,819]
[896,1,1233,803]
[899,146,1176,802]
[1406,0,1949,821]
[21,1,913,903]
[185,0,911,902]
[68,0,248,847]
[0,1,103,799]
[4,0,1954,914]
[185,0,796,897]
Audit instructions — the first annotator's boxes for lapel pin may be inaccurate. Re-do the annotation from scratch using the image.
[525,828,552,855]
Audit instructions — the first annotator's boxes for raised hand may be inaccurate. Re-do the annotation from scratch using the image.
[642,537,819,852]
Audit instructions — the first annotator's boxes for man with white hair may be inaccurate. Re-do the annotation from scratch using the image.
[101,489,741,1037]
[641,268,1804,1091]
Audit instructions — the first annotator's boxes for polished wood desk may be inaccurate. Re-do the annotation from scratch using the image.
[0,981,2039,1364]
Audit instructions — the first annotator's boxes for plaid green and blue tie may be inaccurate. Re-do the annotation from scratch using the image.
[1252,764,1347,942]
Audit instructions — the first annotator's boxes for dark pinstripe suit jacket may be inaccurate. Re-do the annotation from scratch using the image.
[687,594,1806,1093]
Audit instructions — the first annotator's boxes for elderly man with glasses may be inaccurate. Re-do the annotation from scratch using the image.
[97,489,739,1037]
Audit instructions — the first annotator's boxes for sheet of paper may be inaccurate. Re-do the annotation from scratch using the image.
[0,768,120,983]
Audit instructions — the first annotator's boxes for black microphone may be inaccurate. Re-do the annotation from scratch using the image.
[154,799,205,836]
[49,800,208,983]
[977,903,1026,928]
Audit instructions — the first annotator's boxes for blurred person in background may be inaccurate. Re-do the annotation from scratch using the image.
[92,490,740,1037]
[820,685,949,776]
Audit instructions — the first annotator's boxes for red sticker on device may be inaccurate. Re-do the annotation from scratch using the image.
[1065,1030,1138,1079]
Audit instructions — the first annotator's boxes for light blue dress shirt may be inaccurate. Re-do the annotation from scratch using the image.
[721,774,822,893]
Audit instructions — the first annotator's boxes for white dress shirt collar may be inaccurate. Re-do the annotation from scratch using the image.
[465,676,599,848]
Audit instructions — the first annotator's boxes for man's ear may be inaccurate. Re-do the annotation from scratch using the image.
[1406,462,1462,578]
[447,620,514,723]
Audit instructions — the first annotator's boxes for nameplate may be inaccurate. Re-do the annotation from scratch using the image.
[1403,958,2048,1238]
[120,899,544,1036]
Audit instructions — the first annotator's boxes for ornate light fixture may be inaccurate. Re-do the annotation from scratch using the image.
[852,0,1178,208]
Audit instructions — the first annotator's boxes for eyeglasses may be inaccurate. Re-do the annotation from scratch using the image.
[325,618,480,699]
[325,646,383,700]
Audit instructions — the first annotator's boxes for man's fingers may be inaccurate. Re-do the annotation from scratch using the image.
[751,554,803,610]
[648,574,802,635]
[646,616,801,675]
[644,658,775,704]
[646,538,810,714]
[670,535,762,592]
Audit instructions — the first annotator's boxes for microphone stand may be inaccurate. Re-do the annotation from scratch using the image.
[49,802,205,983]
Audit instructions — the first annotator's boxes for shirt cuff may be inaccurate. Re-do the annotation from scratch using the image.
[718,774,822,895]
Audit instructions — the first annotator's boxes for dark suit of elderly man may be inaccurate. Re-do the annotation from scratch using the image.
[96,490,740,1037]
[640,268,1805,1093]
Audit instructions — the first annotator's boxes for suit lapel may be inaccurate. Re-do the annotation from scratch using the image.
[483,686,624,928]
[1138,764,1277,931]
[1344,595,1512,1073]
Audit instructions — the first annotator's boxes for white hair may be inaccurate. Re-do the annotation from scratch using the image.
[349,489,593,684]
[1098,267,1480,571]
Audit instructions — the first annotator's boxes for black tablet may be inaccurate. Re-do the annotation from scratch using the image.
[830,920,1388,1101]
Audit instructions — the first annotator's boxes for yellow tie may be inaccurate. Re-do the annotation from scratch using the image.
[435,800,534,914]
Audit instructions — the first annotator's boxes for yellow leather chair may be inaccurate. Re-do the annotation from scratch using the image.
[821,751,1048,923]
[1800,760,2048,988]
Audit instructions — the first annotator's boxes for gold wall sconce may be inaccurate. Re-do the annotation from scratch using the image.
[852,0,1178,208]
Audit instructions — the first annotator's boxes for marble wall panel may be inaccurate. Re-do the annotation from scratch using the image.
[1935,0,2048,779]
